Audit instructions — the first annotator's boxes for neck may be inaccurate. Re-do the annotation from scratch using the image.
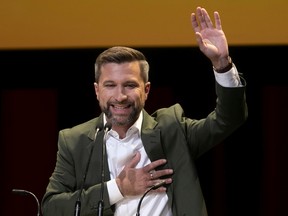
[112,124,130,139]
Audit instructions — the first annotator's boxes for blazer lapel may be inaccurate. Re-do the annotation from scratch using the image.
[141,110,174,207]
[86,115,111,184]
[141,110,167,164]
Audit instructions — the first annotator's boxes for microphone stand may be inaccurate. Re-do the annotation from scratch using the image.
[97,122,112,216]
[135,180,166,216]
[12,189,41,216]
[74,127,102,216]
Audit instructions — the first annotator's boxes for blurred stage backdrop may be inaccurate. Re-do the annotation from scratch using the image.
[1,1,287,216]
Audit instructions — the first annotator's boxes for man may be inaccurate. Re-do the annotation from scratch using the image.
[42,6,248,216]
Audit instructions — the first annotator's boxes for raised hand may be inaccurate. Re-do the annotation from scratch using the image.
[191,7,230,70]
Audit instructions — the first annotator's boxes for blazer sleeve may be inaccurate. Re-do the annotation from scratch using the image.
[152,79,248,160]
[185,80,248,158]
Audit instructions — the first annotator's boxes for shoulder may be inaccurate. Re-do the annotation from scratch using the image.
[143,103,186,129]
[61,118,96,132]
[60,116,103,141]
[151,103,185,119]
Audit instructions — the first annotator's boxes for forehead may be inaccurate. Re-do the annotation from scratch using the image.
[100,62,142,80]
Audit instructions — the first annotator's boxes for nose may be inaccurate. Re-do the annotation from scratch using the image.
[114,87,128,102]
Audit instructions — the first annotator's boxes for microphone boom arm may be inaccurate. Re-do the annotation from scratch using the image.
[12,189,41,216]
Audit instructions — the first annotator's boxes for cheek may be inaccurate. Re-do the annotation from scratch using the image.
[97,92,106,103]
[138,91,148,103]
[95,89,104,102]
[97,90,113,105]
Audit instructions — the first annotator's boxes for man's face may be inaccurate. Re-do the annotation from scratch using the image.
[94,61,150,128]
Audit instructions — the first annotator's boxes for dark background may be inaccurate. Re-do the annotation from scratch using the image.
[1,45,287,216]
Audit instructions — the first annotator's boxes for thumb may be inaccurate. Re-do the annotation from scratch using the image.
[125,152,141,169]
[195,32,205,49]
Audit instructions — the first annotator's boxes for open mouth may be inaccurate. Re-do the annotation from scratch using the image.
[110,104,131,114]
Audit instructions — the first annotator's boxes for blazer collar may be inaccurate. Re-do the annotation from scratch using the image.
[89,111,166,162]
[87,113,105,141]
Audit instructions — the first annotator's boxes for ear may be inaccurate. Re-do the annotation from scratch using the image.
[144,82,151,99]
[94,82,99,100]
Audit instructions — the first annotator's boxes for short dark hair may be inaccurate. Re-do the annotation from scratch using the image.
[94,46,149,83]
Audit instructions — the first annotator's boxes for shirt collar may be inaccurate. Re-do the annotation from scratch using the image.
[103,111,143,137]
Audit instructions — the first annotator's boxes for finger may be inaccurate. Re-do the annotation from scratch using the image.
[151,180,166,189]
[195,32,204,46]
[143,158,167,173]
[149,170,155,180]
[151,178,173,190]
[196,7,208,29]
[191,12,200,33]
[151,187,167,193]
[214,11,222,30]
[153,169,173,179]
[201,8,214,28]
[125,152,141,168]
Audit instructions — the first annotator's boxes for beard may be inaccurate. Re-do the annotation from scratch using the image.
[101,101,143,127]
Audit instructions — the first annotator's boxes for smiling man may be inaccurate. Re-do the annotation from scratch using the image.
[42,7,248,216]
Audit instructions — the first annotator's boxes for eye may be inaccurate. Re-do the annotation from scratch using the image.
[125,83,138,89]
[104,83,116,88]
[126,84,136,88]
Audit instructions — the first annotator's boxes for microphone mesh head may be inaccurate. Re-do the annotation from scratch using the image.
[104,122,112,131]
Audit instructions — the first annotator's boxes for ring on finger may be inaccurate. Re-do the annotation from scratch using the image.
[149,170,155,179]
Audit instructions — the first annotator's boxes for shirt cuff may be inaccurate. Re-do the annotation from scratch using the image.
[214,64,242,87]
[107,179,124,205]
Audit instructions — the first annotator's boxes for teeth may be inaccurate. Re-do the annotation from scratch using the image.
[114,106,126,109]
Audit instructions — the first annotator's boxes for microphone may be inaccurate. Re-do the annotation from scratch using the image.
[97,122,112,216]
[135,180,166,216]
[74,125,103,216]
[12,189,41,216]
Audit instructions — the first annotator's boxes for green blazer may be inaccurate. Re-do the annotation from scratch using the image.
[42,81,248,216]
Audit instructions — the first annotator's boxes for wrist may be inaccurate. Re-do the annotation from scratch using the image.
[115,177,124,196]
[213,56,233,73]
